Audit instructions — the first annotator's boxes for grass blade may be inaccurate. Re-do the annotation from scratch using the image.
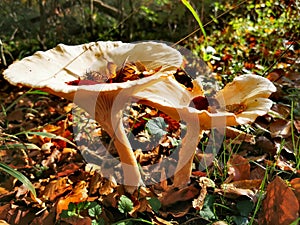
[181,0,206,40]
[0,162,36,197]
[24,131,76,147]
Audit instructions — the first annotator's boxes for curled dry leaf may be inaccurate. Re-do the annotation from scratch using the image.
[259,176,299,225]
[217,179,262,199]
[192,177,215,211]
[61,216,92,225]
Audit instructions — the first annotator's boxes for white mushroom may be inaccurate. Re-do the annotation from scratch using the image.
[137,74,276,187]
[3,41,183,190]
[214,74,276,124]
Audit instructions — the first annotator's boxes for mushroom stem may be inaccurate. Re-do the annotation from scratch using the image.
[173,116,202,187]
[109,113,142,188]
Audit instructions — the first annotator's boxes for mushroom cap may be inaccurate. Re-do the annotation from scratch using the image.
[214,74,276,125]
[3,41,183,96]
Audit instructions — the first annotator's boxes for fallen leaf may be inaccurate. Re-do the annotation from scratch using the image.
[41,177,72,201]
[152,215,175,225]
[256,136,276,155]
[260,176,299,225]
[269,119,291,138]
[271,103,291,119]
[57,163,80,177]
[226,154,250,182]
[218,179,262,199]
[0,204,11,221]
[159,185,199,207]
[56,181,89,216]
[61,216,92,225]
[275,155,296,172]
[225,127,255,144]
[294,120,300,133]
[41,148,61,167]
[192,177,215,211]
[290,178,300,212]
[250,166,266,180]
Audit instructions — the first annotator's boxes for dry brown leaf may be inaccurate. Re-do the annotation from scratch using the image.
[159,185,199,207]
[275,155,296,172]
[41,148,61,167]
[192,177,215,210]
[160,200,192,218]
[99,177,117,196]
[41,177,72,201]
[212,221,228,225]
[61,216,92,225]
[56,181,89,216]
[218,179,262,199]
[269,119,291,138]
[226,154,250,182]
[250,166,266,180]
[152,215,176,225]
[256,136,276,155]
[57,163,80,177]
[225,126,255,144]
[271,103,291,119]
[0,187,9,196]
[30,207,56,225]
[290,178,300,212]
[0,204,11,221]
[260,176,299,225]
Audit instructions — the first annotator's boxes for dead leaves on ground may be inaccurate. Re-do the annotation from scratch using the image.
[259,176,299,225]
[1,56,300,225]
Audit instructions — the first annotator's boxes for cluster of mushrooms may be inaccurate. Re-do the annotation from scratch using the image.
[3,41,276,192]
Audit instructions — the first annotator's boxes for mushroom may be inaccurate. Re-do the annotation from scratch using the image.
[213,74,276,124]
[3,41,183,190]
[136,74,276,187]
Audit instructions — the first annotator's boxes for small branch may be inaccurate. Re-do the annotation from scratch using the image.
[0,39,7,67]
[92,0,127,18]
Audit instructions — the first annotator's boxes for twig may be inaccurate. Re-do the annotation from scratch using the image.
[0,39,7,67]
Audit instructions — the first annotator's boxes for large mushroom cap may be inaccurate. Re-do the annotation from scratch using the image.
[3,41,183,96]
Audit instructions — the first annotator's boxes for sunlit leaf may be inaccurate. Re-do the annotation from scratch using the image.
[118,195,134,214]
[260,176,299,225]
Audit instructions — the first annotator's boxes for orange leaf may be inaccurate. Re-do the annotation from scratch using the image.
[41,177,72,201]
[290,178,300,213]
[260,176,299,225]
[56,181,89,216]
